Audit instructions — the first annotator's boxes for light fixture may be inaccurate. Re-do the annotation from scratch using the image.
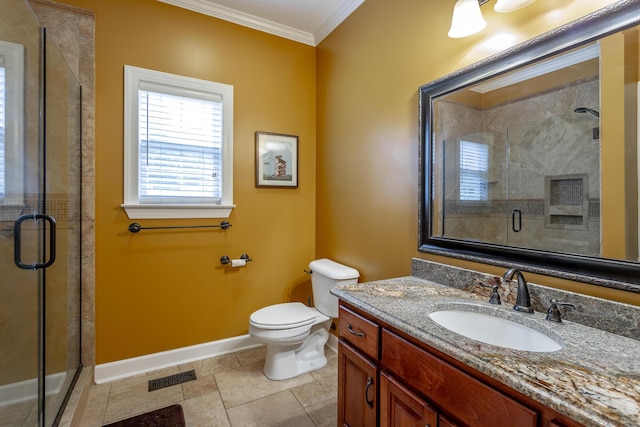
[448,0,536,38]
[448,0,487,39]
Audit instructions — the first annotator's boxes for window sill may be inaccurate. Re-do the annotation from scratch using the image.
[122,204,235,219]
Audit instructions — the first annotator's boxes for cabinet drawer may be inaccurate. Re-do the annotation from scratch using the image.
[382,329,537,427]
[339,305,379,360]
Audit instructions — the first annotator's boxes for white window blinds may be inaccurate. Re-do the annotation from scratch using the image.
[138,86,222,204]
[459,140,489,201]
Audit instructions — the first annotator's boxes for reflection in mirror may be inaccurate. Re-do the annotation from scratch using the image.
[432,43,601,258]
[419,2,640,291]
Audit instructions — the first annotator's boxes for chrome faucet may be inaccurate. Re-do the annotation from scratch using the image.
[503,268,534,313]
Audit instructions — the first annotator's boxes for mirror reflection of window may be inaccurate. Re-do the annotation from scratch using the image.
[459,140,489,201]
[0,40,23,208]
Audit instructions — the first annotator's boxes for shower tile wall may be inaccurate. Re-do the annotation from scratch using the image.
[28,0,96,369]
[439,79,601,257]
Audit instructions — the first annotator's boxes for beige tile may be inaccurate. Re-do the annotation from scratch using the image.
[0,401,33,426]
[103,372,148,401]
[182,373,218,400]
[234,346,266,366]
[85,382,111,407]
[291,380,334,408]
[215,362,315,408]
[305,397,338,427]
[103,378,183,424]
[78,350,338,426]
[179,353,240,376]
[181,390,230,426]
[226,390,315,427]
[146,365,181,380]
[75,402,106,427]
[311,356,338,398]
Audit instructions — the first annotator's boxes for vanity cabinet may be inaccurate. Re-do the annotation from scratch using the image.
[337,301,582,427]
[338,305,379,426]
[379,372,439,427]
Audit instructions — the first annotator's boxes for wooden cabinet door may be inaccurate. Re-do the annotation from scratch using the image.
[380,372,438,427]
[338,341,377,427]
[438,414,461,427]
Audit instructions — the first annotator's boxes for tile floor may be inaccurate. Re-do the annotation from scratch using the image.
[79,346,338,426]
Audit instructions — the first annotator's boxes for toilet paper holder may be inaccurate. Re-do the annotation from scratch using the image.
[220,253,252,266]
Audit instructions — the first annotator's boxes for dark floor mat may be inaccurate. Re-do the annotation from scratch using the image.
[103,404,185,427]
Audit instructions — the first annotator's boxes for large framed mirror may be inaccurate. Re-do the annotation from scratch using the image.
[419,0,640,292]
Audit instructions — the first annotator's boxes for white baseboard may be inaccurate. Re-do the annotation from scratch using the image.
[94,334,261,384]
[0,372,67,407]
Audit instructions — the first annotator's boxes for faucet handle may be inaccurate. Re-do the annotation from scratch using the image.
[545,299,577,323]
[478,283,501,305]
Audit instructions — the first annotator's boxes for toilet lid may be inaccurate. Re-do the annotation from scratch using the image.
[250,302,316,329]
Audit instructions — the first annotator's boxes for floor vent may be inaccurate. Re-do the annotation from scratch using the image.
[148,370,196,392]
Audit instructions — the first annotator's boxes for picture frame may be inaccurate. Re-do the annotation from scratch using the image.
[255,131,298,188]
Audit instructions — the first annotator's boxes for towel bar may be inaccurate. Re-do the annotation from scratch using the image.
[127,220,231,233]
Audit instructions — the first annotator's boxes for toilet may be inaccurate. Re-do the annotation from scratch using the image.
[249,258,359,380]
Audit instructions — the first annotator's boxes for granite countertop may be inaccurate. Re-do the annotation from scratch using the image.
[332,276,640,427]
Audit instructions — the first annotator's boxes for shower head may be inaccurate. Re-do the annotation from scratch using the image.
[574,107,600,118]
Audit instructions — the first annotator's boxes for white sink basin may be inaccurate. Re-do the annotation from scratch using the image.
[429,310,563,352]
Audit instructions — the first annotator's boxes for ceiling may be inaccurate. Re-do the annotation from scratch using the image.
[158,0,366,46]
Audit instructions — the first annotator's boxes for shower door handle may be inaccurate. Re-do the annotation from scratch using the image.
[14,213,57,270]
[512,209,522,233]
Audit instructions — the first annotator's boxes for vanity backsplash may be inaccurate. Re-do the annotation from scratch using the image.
[411,258,640,341]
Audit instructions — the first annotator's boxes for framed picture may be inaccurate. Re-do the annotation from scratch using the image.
[255,131,298,188]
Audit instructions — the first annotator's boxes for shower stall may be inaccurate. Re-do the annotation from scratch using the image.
[0,0,82,425]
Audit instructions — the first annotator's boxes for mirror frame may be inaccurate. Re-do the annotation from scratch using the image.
[419,0,640,293]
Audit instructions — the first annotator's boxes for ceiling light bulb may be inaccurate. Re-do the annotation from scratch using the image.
[494,0,536,13]
[448,0,487,38]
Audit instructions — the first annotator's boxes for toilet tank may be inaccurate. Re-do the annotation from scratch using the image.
[309,258,359,318]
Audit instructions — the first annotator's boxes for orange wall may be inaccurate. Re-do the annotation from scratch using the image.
[316,0,640,306]
[59,0,640,364]
[59,0,316,364]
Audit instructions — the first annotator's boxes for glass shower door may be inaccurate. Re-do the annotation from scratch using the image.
[0,1,45,424]
[0,0,82,425]
[42,29,82,427]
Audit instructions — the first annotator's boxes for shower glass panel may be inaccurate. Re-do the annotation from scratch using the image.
[0,1,42,423]
[0,0,82,425]
[505,110,601,257]
[437,129,509,246]
[42,29,82,427]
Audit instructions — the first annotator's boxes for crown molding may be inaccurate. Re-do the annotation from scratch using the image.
[314,0,365,45]
[158,0,364,46]
[470,43,600,93]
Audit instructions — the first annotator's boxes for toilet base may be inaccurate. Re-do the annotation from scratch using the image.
[263,323,330,381]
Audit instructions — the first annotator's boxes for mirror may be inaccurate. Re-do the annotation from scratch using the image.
[419,2,640,291]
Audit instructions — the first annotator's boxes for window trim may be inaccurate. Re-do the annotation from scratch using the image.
[122,65,234,219]
[0,41,24,206]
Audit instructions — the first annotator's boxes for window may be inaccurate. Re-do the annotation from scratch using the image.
[123,66,234,219]
[0,41,24,207]
[459,140,488,201]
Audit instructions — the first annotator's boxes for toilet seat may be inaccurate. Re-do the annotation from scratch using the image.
[250,302,316,330]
